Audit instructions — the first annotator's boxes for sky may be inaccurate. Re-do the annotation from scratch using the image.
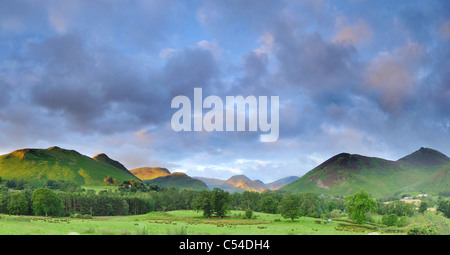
[0,0,449,183]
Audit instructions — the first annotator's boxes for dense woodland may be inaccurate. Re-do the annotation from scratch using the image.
[0,177,449,234]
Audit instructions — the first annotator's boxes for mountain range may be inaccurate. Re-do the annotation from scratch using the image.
[194,175,299,192]
[0,146,448,197]
[280,147,449,197]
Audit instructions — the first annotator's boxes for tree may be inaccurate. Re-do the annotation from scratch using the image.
[32,188,63,217]
[8,192,29,215]
[437,200,450,218]
[418,201,428,214]
[212,188,230,218]
[378,200,416,217]
[193,188,230,218]
[345,189,377,224]
[259,196,279,214]
[280,194,300,222]
[104,176,114,185]
[298,192,327,218]
[193,190,214,217]
[241,191,260,211]
[230,192,242,210]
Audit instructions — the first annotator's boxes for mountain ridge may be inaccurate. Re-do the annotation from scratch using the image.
[0,146,448,196]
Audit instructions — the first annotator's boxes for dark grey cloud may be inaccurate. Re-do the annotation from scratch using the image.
[262,14,364,111]
[162,46,221,97]
[1,32,165,135]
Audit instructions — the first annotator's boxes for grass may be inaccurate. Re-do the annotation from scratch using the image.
[0,210,407,235]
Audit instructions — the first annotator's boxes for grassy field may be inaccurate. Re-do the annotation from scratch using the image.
[0,210,405,235]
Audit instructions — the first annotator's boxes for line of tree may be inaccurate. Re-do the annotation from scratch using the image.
[0,187,200,217]
[193,190,348,221]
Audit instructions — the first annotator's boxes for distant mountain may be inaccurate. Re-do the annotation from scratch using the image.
[266,176,299,190]
[194,177,239,191]
[195,175,297,193]
[130,167,170,180]
[195,175,266,192]
[143,172,208,191]
[225,175,267,192]
[0,146,140,186]
[280,148,450,197]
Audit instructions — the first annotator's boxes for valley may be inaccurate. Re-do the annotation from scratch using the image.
[0,146,449,235]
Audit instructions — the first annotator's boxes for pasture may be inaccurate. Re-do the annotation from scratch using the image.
[0,210,401,235]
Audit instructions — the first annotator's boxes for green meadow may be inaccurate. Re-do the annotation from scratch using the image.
[0,210,406,235]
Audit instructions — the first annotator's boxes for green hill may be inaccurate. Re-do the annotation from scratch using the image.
[0,146,140,186]
[143,172,208,191]
[280,148,450,197]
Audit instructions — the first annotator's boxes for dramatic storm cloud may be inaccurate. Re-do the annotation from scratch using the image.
[0,0,449,182]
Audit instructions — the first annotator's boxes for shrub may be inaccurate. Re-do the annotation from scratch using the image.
[396,216,407,227]
[381,214,399,227]
[70,213,93,219]
[437,200,450,218]
[407,224,438,235]
[245,209,253,219]
[407,211,450,235]
[325,209,346,219]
